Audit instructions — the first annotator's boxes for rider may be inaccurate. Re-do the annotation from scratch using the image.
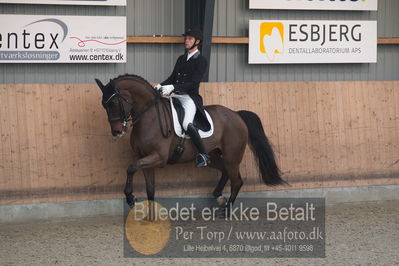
[154,29,210,167]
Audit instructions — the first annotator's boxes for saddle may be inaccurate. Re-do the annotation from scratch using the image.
[170,97,214,139]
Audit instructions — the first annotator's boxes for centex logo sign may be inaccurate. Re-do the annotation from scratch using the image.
[259,22,284,62]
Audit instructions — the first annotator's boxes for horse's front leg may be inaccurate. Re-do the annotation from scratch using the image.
[124,164,137,208]
[124,153,163,208]
[143,168,155,201]
[143,168,157,220]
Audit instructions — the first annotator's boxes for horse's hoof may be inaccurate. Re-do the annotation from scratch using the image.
[216,195,227,207]
[126,195,136,209]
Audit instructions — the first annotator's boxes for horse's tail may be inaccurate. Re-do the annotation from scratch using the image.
[237,110,286,186]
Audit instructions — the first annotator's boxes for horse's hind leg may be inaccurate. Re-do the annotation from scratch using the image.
[209,152,244,208]
[213,172,228,206]
[226,165,243,207]
[209,152,229,206]
[223,133,246,212]
[218,162,243,218]
[213,176,228,197]
[222,141,245,214]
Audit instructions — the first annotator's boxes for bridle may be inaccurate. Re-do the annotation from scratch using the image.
[102,88,134,127]
[102,86,171,138]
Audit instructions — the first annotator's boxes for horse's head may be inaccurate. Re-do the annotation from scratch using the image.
[95,78,133,137]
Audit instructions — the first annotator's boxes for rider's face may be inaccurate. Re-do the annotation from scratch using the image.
[184,36,199,50]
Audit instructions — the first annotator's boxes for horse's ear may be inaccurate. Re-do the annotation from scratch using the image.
[94,78,105,92]
[109,79,115,87]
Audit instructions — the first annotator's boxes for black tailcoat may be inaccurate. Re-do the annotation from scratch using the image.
[161,51,210,131]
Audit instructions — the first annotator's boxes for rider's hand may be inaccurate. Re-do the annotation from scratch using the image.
[154,84,162,90]
[160,85,174,96]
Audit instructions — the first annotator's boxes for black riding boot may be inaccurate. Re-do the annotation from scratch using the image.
[186,123,210,167]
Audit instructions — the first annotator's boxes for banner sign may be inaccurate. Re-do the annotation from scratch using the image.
[249,0,378,11]
[0,15,126,63]
[0,0,126,6]
[249,20,377,64]
[124,198,326,258]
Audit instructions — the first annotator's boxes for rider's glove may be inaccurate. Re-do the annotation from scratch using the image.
[154,84,162,90]
[160,85,175,96]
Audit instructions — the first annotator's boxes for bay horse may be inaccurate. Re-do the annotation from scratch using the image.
[95,74,285,214]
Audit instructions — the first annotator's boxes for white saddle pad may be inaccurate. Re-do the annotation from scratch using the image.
[169,97,214,139]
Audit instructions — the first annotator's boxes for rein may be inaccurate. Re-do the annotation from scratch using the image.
[130,92,171,139]
[154,96,172,138]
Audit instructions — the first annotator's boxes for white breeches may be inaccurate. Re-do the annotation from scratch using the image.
[171,93,196,131]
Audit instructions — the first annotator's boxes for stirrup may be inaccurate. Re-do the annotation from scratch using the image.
[196,153,210,168]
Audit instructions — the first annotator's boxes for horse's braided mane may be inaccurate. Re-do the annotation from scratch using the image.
[111,74,153,88]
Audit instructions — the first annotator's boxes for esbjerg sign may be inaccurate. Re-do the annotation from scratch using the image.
[0,15,126,63]
[249,0,378,11]
[249,20,377,64]
[0,0,126,6]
